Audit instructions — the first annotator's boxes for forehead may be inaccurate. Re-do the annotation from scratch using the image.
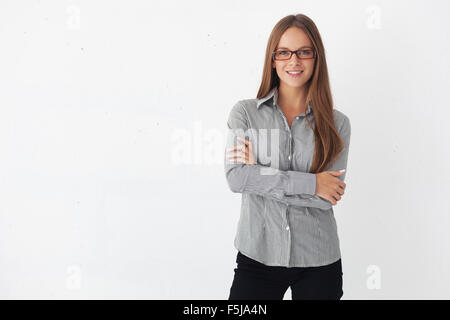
[277,27,313,49]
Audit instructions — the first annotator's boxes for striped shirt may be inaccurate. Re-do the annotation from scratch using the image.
[224,86,351,267]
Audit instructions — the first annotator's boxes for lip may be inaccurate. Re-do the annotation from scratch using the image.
[286,70,303,78]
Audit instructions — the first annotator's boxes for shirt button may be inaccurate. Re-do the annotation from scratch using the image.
[288,155,291,160]
[296,116,300,120]
[286,226,290,230]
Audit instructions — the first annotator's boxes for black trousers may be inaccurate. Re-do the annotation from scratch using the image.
[228,251,343,300]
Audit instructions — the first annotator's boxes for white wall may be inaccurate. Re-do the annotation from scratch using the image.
[1,0,449,299]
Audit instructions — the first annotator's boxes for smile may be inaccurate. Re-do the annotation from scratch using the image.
[286,70,303,77]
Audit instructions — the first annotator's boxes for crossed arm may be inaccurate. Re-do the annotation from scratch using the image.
[224,101,351,211]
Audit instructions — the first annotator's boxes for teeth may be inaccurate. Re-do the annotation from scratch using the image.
[287,71,302,74]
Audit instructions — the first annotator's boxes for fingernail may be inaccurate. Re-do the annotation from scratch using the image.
[339,169,346,172]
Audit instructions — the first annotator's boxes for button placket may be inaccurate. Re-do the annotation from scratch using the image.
[285,213,291,266]
[275,105,293,170]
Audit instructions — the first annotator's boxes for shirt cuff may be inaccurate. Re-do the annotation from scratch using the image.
[286,171,317,196]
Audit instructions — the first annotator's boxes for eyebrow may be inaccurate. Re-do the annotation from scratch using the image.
[277,46,313,50]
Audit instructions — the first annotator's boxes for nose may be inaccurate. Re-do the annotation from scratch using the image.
[288,58,303,68]
[288,52,302,64]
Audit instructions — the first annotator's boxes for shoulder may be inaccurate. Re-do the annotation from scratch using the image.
[236,98,258,111]
[333,108,351,131]
[228,98,259,118]
[333,108,351,139]
[227,99,257,129]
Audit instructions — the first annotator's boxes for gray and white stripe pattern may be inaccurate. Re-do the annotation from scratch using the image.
[224,86,351,267]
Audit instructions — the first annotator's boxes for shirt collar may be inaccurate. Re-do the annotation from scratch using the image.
[256,86,312,116]
[256,86,278,109]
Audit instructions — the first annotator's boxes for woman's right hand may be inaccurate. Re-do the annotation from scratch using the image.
[315,171,346,205]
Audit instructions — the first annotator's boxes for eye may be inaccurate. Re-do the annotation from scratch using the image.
[279,50,289,55]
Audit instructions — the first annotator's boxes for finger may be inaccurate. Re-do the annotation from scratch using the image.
[227,143,246,152]
[227,152,245,160]
[241,150,250,162]
[238,152,249,163]
[227,155,244,163]
[331,176,346,188]
[235,155,246,163]
[237,137,250,147]
[232,147,250,157]
[329,196,337,205]
[245,139,253,151]
[227,151,243,158]
[228,148,253,164]
[332,194,340,203]
[227,156,239,163]
[227,148,245,157]
[328,169,346,176]
[335,185,344,195]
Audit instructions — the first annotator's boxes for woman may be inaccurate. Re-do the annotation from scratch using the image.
[224,14,351,300]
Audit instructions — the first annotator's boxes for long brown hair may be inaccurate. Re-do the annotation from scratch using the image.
[257,14,344,174]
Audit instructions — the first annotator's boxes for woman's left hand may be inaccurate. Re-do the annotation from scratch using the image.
[226,137,256,165]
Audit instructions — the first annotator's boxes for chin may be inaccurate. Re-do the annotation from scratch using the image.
[283,79,306,88]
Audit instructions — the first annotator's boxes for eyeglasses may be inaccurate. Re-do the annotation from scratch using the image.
[272,47,316,61]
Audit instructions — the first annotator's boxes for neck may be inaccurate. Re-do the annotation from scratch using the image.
[277,84,308,113]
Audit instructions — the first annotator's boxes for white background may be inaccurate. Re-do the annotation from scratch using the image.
[1,0,449,299]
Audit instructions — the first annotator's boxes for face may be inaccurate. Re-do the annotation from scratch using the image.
[272,27,316,89]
